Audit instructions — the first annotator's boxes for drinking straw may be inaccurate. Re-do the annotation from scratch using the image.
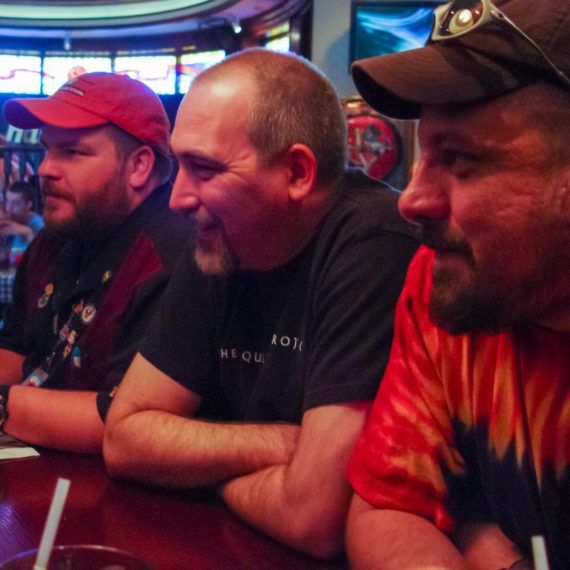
[531,535,551,570]
[33,478,71,570]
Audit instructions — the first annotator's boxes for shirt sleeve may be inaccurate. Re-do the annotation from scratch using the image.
[139,243,219,398]
[302,227,418,411]
[347,247,464,534]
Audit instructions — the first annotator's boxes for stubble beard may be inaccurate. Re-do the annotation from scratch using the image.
[194,230,239,276]
[422,224,517,335]
[425,225,568,335]
[429,262,508,335]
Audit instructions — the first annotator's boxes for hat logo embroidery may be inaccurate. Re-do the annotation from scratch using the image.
[58,84,85,97]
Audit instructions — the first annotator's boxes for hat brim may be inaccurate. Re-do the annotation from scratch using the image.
[3,97,108,130]
[352,42,530,119]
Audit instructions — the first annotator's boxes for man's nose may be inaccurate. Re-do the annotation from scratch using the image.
[398,162,450,225]
[169,170,201,213]
[37,154,59,179]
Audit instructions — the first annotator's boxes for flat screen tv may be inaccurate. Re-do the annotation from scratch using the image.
[350,1,444,63]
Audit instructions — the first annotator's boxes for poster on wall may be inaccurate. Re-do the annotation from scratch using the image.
[344,97,401,182]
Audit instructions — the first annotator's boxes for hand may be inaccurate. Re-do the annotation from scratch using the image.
[0,220,33,241]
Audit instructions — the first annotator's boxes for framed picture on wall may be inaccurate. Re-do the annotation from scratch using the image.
[350,0,444,64]
[343,96,418,190]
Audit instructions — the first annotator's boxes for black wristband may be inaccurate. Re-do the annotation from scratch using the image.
[0,385,12,431]
[0,385,11,405]
[96,390,114,422]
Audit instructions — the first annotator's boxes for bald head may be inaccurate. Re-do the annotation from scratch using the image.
[191,49,347,189]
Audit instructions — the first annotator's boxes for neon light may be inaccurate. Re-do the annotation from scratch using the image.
[0,0,211,21]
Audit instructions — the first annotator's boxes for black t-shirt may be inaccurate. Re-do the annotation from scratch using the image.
[141,170,419,423]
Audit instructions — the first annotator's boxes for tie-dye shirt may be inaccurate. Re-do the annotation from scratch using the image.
[348,247,570,569]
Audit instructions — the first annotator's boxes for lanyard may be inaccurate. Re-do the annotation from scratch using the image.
[23,268,114,387]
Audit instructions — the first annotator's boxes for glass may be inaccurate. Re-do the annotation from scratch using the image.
[430,0,570,87]
[0,545,154,570]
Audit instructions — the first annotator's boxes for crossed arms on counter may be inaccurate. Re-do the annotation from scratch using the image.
[103,353,369,559]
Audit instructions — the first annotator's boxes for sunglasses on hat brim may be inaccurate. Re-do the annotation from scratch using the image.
[430,0,570,87]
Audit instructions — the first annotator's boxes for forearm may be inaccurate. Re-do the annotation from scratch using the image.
[104,411,299,488]
[347,506,469,570]
[455,523,526,570]
[222,463,350,559]
[3,386,103,452]
[221,403,369,559]
[0,349,25,384]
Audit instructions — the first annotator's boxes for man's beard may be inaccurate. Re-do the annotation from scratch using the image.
[194,229,239,276]
[429,259,511,335]
[43,175,131,242]
[421,224,547,335]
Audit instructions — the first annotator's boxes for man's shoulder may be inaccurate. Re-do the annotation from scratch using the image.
[329,168,417,240]
[130,187,193,264]
[405,246,435,294]
[137,186,191,233]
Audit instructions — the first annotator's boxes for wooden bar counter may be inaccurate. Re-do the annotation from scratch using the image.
[0,450,347,569]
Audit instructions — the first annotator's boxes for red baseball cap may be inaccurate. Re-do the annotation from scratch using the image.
[3,72,170,155]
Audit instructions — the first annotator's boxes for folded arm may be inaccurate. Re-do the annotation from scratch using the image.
[455,523,528,570]
[104,353,300,487]
[2,385,103,452]
[347,495,529,570]
[221,402,369,559]
[0,348,25,384]
[347,494,469,570]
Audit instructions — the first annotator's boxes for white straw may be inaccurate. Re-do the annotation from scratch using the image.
[531,535,551,570]
[33,478,71,570]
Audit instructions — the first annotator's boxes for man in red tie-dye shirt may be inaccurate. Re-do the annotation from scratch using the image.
[346,1,570,569]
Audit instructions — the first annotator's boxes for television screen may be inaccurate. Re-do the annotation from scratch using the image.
[350,1,441,63]
[178,50,226,94]
[0,53,42,94]
[263,22,291,54]
[265,36,291,53]
[114,54,177,95]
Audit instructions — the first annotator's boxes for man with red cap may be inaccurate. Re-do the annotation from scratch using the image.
[346,1,570,569]
[0,72,190,453]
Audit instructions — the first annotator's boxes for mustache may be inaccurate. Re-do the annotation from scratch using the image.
[41,180,68,199]
[418,223,473,258]
[192,212,222,231]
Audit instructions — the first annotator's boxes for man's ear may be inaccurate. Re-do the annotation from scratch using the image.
[285,144,318,202]
[128,145,156,190]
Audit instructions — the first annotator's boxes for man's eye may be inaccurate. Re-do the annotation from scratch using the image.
[440,149,478,170]
[191,163,221,181]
